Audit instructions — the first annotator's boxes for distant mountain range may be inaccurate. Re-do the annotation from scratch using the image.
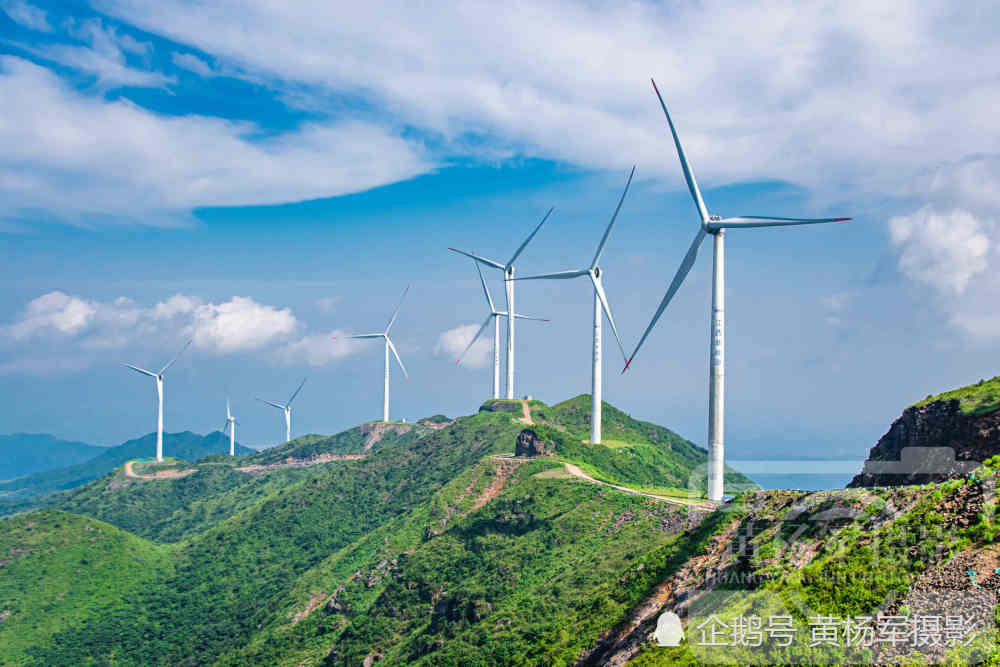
[0,431,255,511]
[0,434,107,481]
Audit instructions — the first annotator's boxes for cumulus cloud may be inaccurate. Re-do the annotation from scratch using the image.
[0,55,430,225]
[3,291,299,357]
[434,323,491,369]
[889,207,990,295]
[276,330,360,367]
[0,0,50,32]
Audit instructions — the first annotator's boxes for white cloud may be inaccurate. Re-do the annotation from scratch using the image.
[0,0,50,32]
[188,296,297,353]
[7,291,97,339]
[315,296,342,313]
[434,323,491,369]
[4,291,299,358]
[171,51,213,77]
[276,329,360,366]
[0,55,430,225]
[889,207,990,295]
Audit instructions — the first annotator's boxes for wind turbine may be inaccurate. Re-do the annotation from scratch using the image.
[223,398,238,456]
[456,260,549,399]
[347,286,410,422]
[449,207,553,399]
[625,79,851,502]
[119,339,191,462]
[257,378,306,444]
[517,166,635,444]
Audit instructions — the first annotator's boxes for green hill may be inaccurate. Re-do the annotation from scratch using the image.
[8,396,994,665]
[0,510,171,665]
[912,374,1000,415]
[0,434,105,481]
[0,431,254,510]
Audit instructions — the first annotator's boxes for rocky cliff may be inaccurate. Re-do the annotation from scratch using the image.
[848,396,1000,487]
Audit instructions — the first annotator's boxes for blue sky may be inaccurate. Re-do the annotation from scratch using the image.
[2,1,999,461]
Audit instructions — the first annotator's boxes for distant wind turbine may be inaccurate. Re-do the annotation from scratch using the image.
[625,79,851,502]
[517,166,635,444]
[449,207,553,399]
[347,285,410,422]
[456,259,549,399]
[257,378,306,444]
[119,339,192,462]
[223,398,238,456]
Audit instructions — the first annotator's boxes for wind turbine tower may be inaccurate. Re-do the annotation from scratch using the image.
[449,207,553,399]
[517,166,635,444]
[120,339,191,462]
[625,80,851,502]
[456,260,549,399]
[257,378,306,443]
[224,398,237,456]
[348,286,411,422]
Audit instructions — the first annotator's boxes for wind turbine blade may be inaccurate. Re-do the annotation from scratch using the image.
[456,314,493,366]
[256,397,286,411]
[651,79,709,223]
[711,216,852,230]
[385,285,410,334]
[287,377,307,405]
[474,260,496,313]
[591,166,635,269]
[512,314,549,322]
[350,333,385,339]
[507,207,554,267]
[226,398,231,420]
[121,362,157,378]
[159,339,192,375]
[592,274,627,362]
[385,337,409,380]
[624,228,707,372]
[514,269,588,281]
[447,248,505,270]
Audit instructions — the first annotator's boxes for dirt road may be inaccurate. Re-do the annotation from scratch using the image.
[123,460,198,480]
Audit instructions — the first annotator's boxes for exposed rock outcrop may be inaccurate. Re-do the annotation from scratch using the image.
[515,429,550,457]
[848,398,1000,487]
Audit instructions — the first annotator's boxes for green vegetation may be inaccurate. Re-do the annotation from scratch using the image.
[4,395,997,665]
[0,431,254,512]
[912,374,1000,414]
[0,510,172,665]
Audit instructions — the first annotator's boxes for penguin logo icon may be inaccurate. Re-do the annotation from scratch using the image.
[653,611,683,647]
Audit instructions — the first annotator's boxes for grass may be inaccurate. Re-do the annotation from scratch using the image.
[912,375,1000,415]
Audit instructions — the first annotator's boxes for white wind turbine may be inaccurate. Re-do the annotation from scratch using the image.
[449,207,553,399]
[223,398,238,456]
[347,285,410,422]
[456,260,549,399]
[119,339,191,462]
[257,378,306,444]
[625,79,851,502]
[517,166,635,444]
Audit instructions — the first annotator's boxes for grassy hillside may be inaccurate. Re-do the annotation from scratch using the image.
[0,510,171,665]
[0,431,254,509]
[912,374,1000,415]
[245,421,433,465]
[0,434,105,481]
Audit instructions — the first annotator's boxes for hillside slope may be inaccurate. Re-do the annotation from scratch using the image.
[0,431,254,509]
[0,434,105,481]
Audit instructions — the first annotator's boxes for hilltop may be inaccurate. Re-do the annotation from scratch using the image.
[0,431,255,512]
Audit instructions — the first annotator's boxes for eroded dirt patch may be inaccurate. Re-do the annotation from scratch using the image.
[236,453,365,476]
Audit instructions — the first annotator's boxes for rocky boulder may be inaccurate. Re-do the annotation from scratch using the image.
[515,429,550,457]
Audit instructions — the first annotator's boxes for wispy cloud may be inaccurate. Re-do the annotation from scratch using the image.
[0,0,51,32]
[434,323,491,370]
[171,51,213,77]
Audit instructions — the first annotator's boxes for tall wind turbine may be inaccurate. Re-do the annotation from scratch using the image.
[119,339,191,462]
[517,166,635,444]
[257,378,306,444]
[625,79,851,502]
[348,286,410,422]
[456,260,549,399]
[449,207,553,399]
[223,398,237,456]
